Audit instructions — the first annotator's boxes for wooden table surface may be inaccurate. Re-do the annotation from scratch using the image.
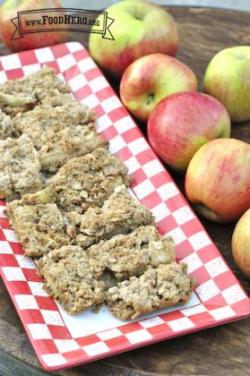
[0,6,249,376]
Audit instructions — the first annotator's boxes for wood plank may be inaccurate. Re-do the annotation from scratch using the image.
[0,349,49,376]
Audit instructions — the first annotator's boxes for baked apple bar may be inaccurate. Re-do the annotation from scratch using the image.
[6,201,70,257]
[13,97,96,151]
[87,226,175,281]
[11,91,101,172]
[38,123,107,173]
[37,227,175,314]
[0,134,44,200]
[0,67,71,117]
[106,263,194,320]
[37,245,106,314]
[66,186,154,248]
[7,186,153,257]
[20,147,129,213]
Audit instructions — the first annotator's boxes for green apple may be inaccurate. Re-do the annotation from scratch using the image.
[204,46,250,122]
[89,0,179,77]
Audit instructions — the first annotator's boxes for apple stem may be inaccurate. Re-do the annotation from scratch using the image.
[146,93,154,105]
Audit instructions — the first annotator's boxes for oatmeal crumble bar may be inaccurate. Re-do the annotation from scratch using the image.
[0,67,70,116]
[20,148,129,213]
[37,246,106,314]
[6,202,70,257]
[0,134,44,200]
[6,186,153,257]
[66,186,154,248]
[106,263,194,320]
[37,225,175,315]
[38,123,107,173]
[13,98,95,151]
[87,226,175,281]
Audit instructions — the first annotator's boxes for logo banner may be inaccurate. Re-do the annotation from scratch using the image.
[11,8,115,40]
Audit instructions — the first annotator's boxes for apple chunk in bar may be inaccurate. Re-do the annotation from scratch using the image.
[6,202,70,257]
[67,186,155,248]
[20,147,129,213]
[0,134,44,200]
[106,263,194,320]
[37,246,106,314]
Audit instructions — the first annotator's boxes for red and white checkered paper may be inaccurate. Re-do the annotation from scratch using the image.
[0,42,249,371]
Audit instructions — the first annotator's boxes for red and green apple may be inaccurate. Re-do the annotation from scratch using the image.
[89,0,179,77]
[204,46,250,122]
[185,138,250,223]
[232,209,250,278]
[148,92,230,170]
[0,0,68,52]
[120,54,198,122]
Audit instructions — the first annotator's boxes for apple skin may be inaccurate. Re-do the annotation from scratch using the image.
[0,0,68,52]
[89,0,179,77]
[185,138,250,223]
[120,54,198,122]
[204,46,250,122]
[232,209,250,278]
[147,92,230,170]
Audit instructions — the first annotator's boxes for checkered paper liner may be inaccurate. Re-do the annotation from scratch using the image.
[0,42,249,371]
